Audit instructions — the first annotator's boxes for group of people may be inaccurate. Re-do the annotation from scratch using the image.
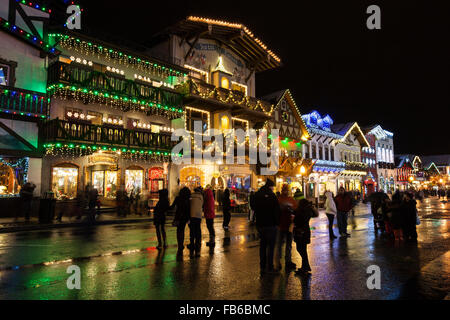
[152,185,232,257]
[370,190,419,242]
[251,179,319,275]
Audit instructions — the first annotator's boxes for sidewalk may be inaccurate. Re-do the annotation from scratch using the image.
[0,211,249,233]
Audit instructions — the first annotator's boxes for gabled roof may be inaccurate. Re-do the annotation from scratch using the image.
[332,122,370,148]
[150,16,282,73]
[262,89,310,141]
[420,155,450,167]
[395,155,414,168]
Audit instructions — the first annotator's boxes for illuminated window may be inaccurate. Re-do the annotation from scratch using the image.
[125,169,144,194]
[221,77,229,89]
[92,170,118,198]
[231,81,247,95]
[185,107,209,133]
[221,116,230,130]
[0,58,17,86]
[52,165,78,200]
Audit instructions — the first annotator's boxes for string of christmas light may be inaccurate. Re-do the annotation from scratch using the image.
[48,33,187,79]
[183,80,274,116]
[15,0,51,13]
[0,88,49,118]
[0,157,29,185]
[0,17,56,54]
[47,83,183,120]
[43,143,180,162]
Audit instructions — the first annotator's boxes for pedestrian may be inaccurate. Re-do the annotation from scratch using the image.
[275,184,297,271]
[324,191,337,239]
[203,186,216,247]
[253,179,280,274]
[294,188,304,201]
[116,184,128,217]
[19,182,35,221]
[134,186,141,215]
[293,197,318,274]
[75,188,85,220]
[153,189,169,249]
[334,187,353,238]
[222,188,231,230]
[171,187,191,256]
[389,191,404,241]
[402,192,418,242]
[188,187,203,257]
[87,184,99,222]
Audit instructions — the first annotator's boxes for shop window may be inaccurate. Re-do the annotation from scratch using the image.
[92,170,118,198]
[52,165,78,200]
[125,169,144,194]
[0,157,28,196]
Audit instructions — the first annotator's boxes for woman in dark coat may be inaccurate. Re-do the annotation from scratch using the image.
[222,188,231,230]
[293,198,317,274]
[402,192,418,242]
[171,187,191,255]
[388,191,404,241]
[153,189,169,249]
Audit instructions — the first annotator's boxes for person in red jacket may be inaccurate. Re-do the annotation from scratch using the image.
[203,186,216,247]
[275,184,298,271]
[334,187,353,238]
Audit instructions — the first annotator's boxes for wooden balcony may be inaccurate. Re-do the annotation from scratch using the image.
[47,62,183,115]
[0,86,48,119]
[40,119,175,152]
[177,79,273,122]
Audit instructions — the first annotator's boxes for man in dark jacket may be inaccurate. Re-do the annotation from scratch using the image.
[334,187,353,237]
[254,179,281,274]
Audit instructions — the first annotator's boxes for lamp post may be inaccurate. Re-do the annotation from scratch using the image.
[300,165,306,195]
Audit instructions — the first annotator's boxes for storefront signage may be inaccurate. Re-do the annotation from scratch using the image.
[88,153,118,166]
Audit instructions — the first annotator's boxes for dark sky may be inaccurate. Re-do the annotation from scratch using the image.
[64,0,449,155]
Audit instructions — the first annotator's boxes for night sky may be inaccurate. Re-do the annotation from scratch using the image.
[62,0,449,155]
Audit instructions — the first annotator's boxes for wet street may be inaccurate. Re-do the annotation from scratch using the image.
[0,198,448,300]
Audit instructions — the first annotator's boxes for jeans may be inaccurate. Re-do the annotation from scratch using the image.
[326,214,336,237]
[257,226,277,270]
[295,241,310,270]
[206,218,215,242]
[155,222,166,246]
[337,211,348,235]
[275,230,293,267]
[223,209,231,228]
[189,218,202,252]
[176,222,187,251]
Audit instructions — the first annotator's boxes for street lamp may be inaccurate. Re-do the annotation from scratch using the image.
[300,165,306,194]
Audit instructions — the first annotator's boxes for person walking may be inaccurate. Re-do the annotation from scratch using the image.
[134,186,141,216]
[116,185,128,217]
[171,187,191,257]
[222,188,231,230]
[203,186,216,247]
[293,197,318,274]
[188,187,204,257]
[402,192,418,242]
[253,179,280,274]
[275,184,297,271]
[19,182,36,221]
[87,184,98,222]
[389,191,405,241]
[294,188,305,201]
[153,189,169,249]
[249,190,256,224]
[334,187,353,238]
[324,191,337,239]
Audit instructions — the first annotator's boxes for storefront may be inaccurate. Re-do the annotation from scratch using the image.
[51,163,79,200]
[0,157,29,197]
[338,170,365,194]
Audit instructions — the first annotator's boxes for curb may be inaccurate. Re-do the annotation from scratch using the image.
[0,213,249,233]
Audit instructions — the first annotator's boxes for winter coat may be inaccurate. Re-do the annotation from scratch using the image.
[172,187,191,224]
[253,185,280,227]
[222,190,231,212]
[334,193,352,213]
[154,189,169,225]
[324,191,337,215]
[203,188,215,219]
[293,199,314,244]
[190,191,204,219]
[278,194,297,232]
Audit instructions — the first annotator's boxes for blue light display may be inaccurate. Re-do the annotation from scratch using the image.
[302,110,334,132]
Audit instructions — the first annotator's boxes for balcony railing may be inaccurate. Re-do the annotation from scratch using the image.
[40,119,175,151]
[47,62,183,110]
[177,79,273,115]
[0,86,48,118]
[344,161,369,171]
